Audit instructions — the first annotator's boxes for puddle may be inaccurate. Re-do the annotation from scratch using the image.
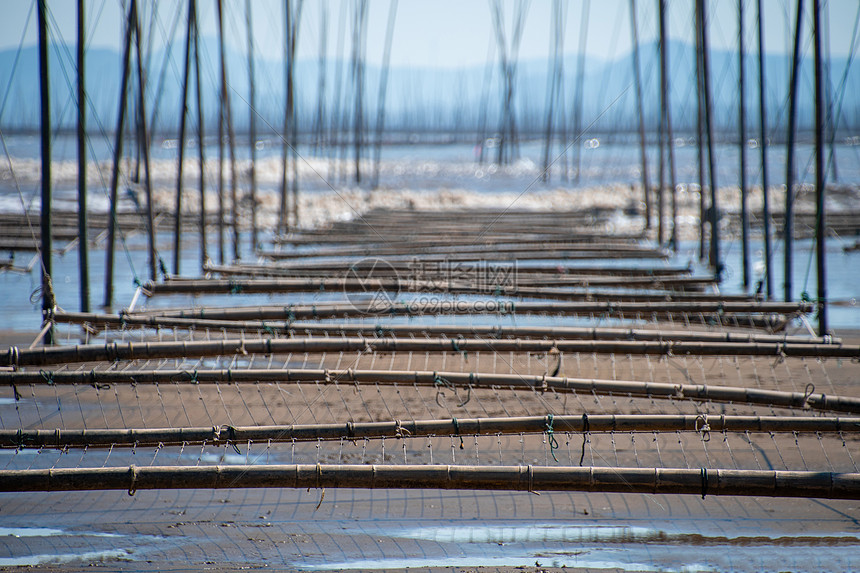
[0,548,133,567]
[303,555,672,571]
[401,523,657,544]
[0,526,121,538]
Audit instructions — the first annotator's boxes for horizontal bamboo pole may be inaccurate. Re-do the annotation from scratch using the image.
[6,333,854,368]
[125,300,811,321]
[272,232,642,246]
[147,278,736,302]
[259,246,667,262]
[0,464,858,499]
[2,368,857,413]
[52,313,836,345]
[205,262,694,277]
[4,415,858,449]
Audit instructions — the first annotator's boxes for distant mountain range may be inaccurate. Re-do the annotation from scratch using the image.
[1,38,857,137]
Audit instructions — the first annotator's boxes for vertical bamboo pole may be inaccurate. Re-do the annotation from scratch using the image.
[629,0,650,230]
[371,0,398,190]
[279,0,291,235]
[656,0,666,246]
[246,0,258,251]
[702,0,721,278]
[104,0,135,308]
[695,5,706,261]
[572,0,589,184]
[37,0,53,343]
[216,0,225,264]
[738,0,750,289]
[132,2,156,282]
[658,0,678,251]
[813,0,827,335]
[191,0,206,269]
[173,0,193,276]
[757,0,773,298]
[76,0,89,312]
[784,0,804,301]
[216,0,239,262]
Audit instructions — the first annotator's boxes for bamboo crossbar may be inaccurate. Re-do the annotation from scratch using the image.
[4,415,858,449]
[272,232,643,246]
[51,313,837,345]
[1,465,858,499]
[2,368,857,413]
[259,246,667,262]
[5,334,855,367]
[147,278,736,302]
[205,262,694,277]
[123,300,811,321]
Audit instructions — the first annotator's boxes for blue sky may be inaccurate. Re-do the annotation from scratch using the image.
[2,1,858,69]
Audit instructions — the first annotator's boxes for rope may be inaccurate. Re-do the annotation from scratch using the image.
[545,414,559,462]
[452,418,464,450]
[579,413,589,466]
[700,467,708,500]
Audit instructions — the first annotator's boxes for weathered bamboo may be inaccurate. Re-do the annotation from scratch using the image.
[273,233,641,246]
[700,0,721,276]
[629,0,650,229]
[4,415,858,449]
[127,300,810,322]
[757,0,773,298]
[173,0,193,276]
[259,242,665,260]
[3,368,857,414]
[76,0,89,313]
[658,0,678,249]
[1,465,858,499]
[203,260,692,277]
[50,312,840,346]
[146,278,735,302]
[813,0,828,336]
[37,0,53,345]
[206,262,692,278]
[738,0,750,289]
[5,333,855,368]
[191,274,719,292]
[784,0,804,301]
[132,2,157,282]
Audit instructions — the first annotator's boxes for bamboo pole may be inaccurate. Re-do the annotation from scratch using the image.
[192,0,206,270]
[215,0,239,262]
[173,0,193,276]
[4,367,859,416]
[784,0,804,301]
[205,262,692,278]
[4,334,855,368]
[1,465,858,499]
[701,0,721,277]
[738,0,750,289]
[5,415,858,449]
[104,0,135,308]
[695,3,706,261]
[757,0,773,298]
[658,0,678,250]
[813,0,828,336]
[37,0,52,343]
[52,312,840,346]
[132,3,157,283]
[629,0,650,230]
[146,278,735,301]
[127,300,810,321]
[76,0,89,313]
[246,0,258,251]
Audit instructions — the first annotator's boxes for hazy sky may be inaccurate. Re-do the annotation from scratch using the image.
[2,1,858,68]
